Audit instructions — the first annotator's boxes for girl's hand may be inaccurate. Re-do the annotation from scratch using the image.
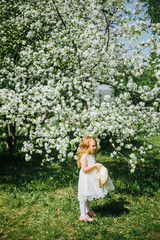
[81,155,102,173]
[94,163,102,169]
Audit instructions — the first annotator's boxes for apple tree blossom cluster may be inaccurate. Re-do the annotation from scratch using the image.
[0,0,159,172]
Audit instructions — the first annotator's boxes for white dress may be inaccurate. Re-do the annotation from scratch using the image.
[78,154,115,201]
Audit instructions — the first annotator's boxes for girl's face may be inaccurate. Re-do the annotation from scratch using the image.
[89,139,97,154]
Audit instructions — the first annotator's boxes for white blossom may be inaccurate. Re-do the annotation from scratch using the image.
[0,0,159,172]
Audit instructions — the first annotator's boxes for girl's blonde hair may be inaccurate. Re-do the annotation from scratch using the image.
[77,136,97,167]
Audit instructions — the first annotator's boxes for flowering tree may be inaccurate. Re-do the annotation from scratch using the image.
[0,0,160,171]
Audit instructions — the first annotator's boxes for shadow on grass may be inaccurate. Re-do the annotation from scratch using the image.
[99,149,160,196]
[93,197,130,217]
[0,147,159,196]
[0,151,78,191]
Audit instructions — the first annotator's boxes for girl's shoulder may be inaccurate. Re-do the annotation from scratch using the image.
[81,153,94,161]
[80,153,87,162]
[81,153,87,158]
[81,153,94,158]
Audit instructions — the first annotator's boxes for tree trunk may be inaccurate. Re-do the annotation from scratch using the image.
[82,99,88,110]
[5,122,16,154]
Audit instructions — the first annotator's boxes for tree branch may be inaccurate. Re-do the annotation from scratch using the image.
[89,6,118,72]
[52,0,81,69]
[51,0,67,29]
[103,7,118,52]
[97,80,140,95]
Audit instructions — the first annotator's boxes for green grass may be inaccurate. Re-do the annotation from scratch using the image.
[0,135,160,240]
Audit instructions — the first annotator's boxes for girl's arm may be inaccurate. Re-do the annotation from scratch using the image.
[81,154,99,173]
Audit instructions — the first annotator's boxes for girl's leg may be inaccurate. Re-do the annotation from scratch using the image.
[79,200,94,221]
[85,200,90,213]
[79,201,87,216]
[86,200,96,217]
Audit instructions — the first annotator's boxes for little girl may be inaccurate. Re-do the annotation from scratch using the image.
[77,136,115,221]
